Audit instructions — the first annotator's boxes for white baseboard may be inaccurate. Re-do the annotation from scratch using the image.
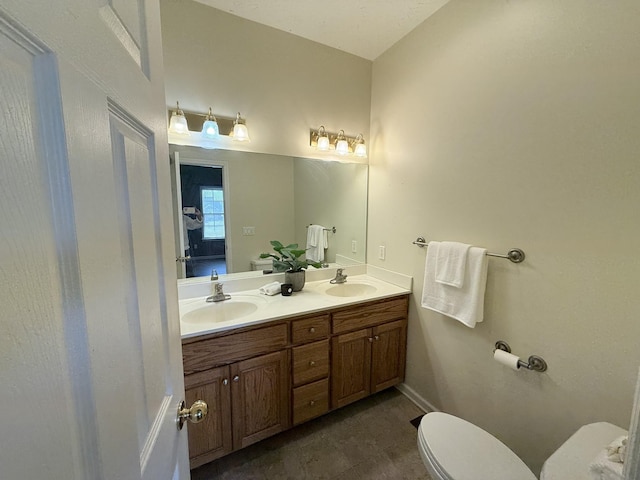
[395,383,440,414]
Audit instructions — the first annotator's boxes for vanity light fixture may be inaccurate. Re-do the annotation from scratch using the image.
[167,107,250,148]
[232,112,250,142]
[309,126,368,159]
[352,133,367,157]
[201,107,219,139]
[317,126,330,151]
[335,130,349,155]
[168,101,189,135]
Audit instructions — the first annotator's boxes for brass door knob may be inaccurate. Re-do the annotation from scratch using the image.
[177,399,208,430]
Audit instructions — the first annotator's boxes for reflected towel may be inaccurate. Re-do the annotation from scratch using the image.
[435,241,471,288]
[421,241,488,328]
[306,225,326,262]
[259,281,282,296]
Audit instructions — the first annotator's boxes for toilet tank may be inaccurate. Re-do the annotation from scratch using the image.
[250,258,273,271]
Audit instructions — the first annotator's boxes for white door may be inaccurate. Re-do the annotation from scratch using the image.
[171,151,188,278]
[0,1,190,479]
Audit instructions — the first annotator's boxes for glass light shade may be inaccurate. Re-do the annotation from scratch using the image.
[317,135,330,151]
[336,139,349,155]
[169,111,189,135]
[233,123,250,142]
[354,142,367,157]
[201,119,219,139]
[232,112,250,142]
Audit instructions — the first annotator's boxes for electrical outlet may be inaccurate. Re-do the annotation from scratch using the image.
[378,245,386,260]
[242,226,255,236]
[351,240,357,253]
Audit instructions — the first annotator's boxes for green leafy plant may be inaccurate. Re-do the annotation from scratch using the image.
[260,240,321,272]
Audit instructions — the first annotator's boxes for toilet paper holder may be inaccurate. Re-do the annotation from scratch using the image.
[494,341,548,372]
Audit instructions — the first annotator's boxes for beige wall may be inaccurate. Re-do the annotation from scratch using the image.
[160,0,371,160]
[369,0,640,473]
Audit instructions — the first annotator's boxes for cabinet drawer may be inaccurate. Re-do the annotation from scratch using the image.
[291,314,329,344]
[292,340,329,387]
[332,296,408,334]
[293,378,329,425]
[182,323,288,375]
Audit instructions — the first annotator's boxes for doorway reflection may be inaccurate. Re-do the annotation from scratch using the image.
[180,164,227,277]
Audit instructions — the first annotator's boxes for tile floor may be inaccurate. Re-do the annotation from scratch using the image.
[191,388,432,480]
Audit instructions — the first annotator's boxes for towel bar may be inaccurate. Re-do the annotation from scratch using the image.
[307,225,336,233]
[412,237,525,263]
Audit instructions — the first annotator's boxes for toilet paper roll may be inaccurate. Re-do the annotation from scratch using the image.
[494,349,521,371]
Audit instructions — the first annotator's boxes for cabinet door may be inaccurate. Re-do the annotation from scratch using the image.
[371,320,407,393]
[331,329,372,409]
[184,366,232,468]
[231,350,290,450]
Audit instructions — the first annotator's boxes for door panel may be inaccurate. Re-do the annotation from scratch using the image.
[0,2,187,479]
[371,320,407,393]
[185,367,232,467]
[231,350,290,450]
[331,329,372,408]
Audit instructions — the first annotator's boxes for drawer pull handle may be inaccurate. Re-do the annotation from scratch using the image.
[309,361,316,367]
[309,327,316,333]
[233,375,240,382]
[309,400,316,406]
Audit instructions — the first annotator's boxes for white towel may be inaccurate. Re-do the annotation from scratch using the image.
[589,437,626,480]
[435,241,471,288]
[259,281,282,296]
[306,225,326,262]
[421,241,488,328]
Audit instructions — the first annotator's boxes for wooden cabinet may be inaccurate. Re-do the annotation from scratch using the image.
[182,325,290,469]
[182,294,409,468]
[291,315,331,425]
[231,350,289,450]
[331,297,408,409]
[184,367,232,467]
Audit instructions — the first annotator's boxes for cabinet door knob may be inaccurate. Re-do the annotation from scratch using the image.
[368,337,373,343]
[309,400,316,406]
[222,378,229,386]
[309,360,316,367]
[233,375,240,382]
[309,327,316,333]
[374,335,380,341]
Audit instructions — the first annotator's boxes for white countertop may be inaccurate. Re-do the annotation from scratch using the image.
[179,274,411,340]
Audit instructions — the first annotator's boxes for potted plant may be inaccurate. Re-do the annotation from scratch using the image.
[260,240,321,291]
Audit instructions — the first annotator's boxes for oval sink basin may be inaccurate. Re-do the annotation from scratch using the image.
[181,300,259,324]
[324,283,377,297]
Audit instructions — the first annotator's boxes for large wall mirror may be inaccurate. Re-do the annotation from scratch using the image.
[169,145,368,279]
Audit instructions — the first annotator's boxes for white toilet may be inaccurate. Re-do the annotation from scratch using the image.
[418,412,627,480]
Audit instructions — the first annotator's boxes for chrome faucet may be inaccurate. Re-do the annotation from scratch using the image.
[206,282,231,302]
[330,268,348,284]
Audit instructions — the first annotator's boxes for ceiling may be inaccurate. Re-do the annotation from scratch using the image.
[194,0,451,60]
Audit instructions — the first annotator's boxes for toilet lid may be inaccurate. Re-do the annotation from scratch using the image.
[418,412,536,480]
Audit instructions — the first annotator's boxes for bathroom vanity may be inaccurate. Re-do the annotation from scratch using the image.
[179,274,410,469]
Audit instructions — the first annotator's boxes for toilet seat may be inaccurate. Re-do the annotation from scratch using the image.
[418,412,537,480]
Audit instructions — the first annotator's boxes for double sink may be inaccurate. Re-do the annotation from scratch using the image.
[177,274,406,339]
